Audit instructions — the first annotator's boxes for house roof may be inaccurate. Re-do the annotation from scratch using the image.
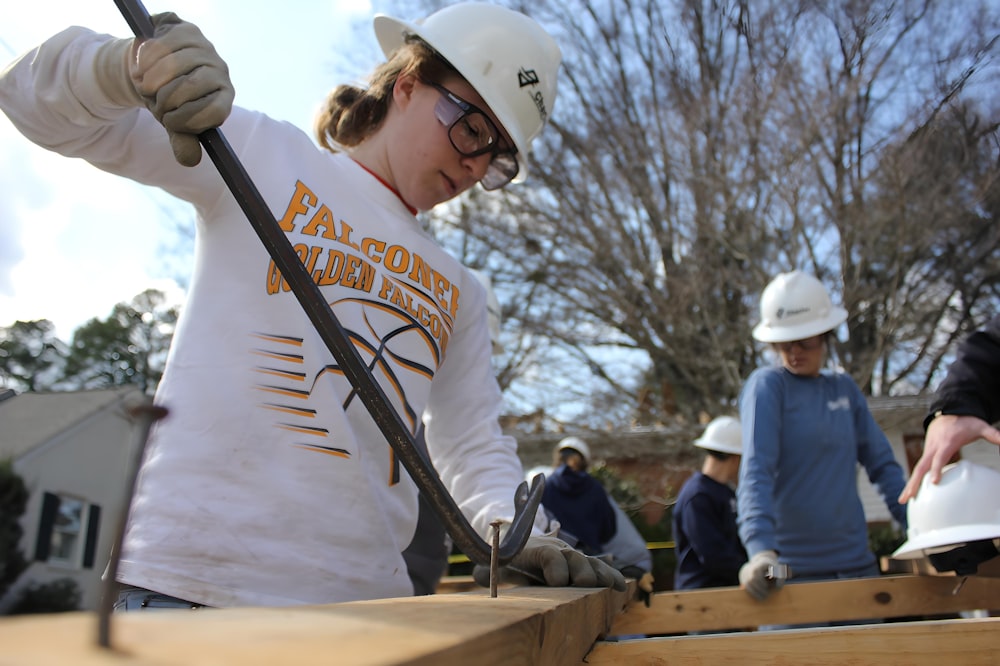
[0,387,144,460]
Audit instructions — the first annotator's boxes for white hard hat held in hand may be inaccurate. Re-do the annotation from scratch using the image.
[892,460,1000,561]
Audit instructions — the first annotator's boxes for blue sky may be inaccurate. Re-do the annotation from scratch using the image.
[0,1,391,338]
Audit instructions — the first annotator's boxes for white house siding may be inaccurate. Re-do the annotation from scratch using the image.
[1,388,144,612]
[858,431,1000,525]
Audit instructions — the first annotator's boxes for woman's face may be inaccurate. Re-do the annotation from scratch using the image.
[774,334,825,377]
[388,74,513,211]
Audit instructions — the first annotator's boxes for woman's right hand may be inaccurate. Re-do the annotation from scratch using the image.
[130,12,234,166]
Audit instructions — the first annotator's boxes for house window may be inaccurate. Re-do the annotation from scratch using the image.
[34,492,102,569]
[49,497,84,563]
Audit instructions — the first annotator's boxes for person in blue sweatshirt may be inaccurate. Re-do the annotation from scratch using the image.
[673,416,747,590]
[737,271,908,602]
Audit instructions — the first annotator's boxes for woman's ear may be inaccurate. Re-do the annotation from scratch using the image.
[392,71,418,110]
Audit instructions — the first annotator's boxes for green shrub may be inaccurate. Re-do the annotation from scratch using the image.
[7,578,81,614]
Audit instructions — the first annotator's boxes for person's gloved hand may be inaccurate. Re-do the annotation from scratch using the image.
[93,13,234,166]
[637,572,655,606]
[619,565,655,607]
[473,535,627,591]
[738,550,782,601]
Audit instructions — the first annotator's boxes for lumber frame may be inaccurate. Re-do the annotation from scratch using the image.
[587,617,1000,665]
[2,575,997,665]
[0,586,631,666]
[609,573,999,636]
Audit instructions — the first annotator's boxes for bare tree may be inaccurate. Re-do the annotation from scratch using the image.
[389,0,1000,427]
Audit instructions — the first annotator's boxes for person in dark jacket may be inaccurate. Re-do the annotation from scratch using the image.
[899,315,1000,504]
[541,437,617,555]
[672,416,748,590]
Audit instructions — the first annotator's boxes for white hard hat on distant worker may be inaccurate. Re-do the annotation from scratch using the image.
[694,416,743,456]
[557,436,591,464]
[373,2,561,181]
[469,269,503,354]
[892,460,1000,559]
[752,270,847,343]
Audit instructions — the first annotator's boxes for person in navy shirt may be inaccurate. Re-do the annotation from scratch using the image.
[673,416,747,589]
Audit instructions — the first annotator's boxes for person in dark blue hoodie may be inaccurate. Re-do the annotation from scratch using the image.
[541,437,617,555]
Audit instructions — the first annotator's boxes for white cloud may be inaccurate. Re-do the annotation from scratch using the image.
[0,1,383,340]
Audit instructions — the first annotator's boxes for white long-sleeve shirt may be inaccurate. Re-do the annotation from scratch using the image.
[0,27,541,606]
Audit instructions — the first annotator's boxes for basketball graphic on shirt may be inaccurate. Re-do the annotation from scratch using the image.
[334,297,440,389]
[251,292,451,459]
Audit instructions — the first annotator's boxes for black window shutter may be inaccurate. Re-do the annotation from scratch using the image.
[82,504,102,569]
[34,492,60,562]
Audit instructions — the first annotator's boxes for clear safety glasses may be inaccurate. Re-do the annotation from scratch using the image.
[774,336,824,353]
[426,81,519,190]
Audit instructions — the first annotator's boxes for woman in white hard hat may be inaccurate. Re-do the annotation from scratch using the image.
[0,4,626,608]
[672,416,748,590]
[736,271,908,606]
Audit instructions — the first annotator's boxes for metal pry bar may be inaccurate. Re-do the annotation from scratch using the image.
[112,0,543,569]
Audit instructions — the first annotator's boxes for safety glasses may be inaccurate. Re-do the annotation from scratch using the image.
[426,81,519,190]
[774,336,824,353]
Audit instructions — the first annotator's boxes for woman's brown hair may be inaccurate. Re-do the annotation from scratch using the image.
[315,38,456,152]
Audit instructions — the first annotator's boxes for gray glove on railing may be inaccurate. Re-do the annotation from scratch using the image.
[473,535,627,591]
[738,549,782,601]
[93,12,234,166]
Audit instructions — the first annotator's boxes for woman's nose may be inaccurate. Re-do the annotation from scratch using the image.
[461,152,492,182]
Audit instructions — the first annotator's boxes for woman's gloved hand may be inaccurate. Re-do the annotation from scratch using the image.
[93,12,234,166]
[473,535,627,591]
[738,550,782,601]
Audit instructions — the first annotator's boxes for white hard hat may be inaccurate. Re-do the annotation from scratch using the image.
[373,2,561,172]
[694,416,743,455]
[752,271,847,343]
[892,460,1000,559]
[557,436,590,463]
[469,269,502,354]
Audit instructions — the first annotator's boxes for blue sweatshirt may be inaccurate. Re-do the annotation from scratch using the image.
[737,366,908,577]
[673,472,747,589]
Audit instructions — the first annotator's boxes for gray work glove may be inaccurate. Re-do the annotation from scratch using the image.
[92,12,234,166]
[738,549,782,601]
[473,535,627,591]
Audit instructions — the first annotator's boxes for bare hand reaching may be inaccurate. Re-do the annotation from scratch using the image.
[898,414,1000,503]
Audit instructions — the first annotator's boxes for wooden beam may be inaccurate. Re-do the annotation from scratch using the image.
[610,574,1000,636]
[0,586,631,666]
[587,617,1000,665]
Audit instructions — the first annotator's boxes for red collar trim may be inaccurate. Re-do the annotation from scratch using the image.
[352,159,417,216]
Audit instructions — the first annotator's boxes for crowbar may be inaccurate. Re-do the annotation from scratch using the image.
[111,0,542,569]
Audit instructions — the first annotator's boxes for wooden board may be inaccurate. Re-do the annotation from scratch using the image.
[0,586,630,666]
[587,617,1000,665]
[609,574,1000,636]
